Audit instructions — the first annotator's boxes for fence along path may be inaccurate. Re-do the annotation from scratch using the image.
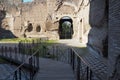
[0,39,107,80]
[55,40,107,80]
[0,40,75,80]
[34,58,75,80]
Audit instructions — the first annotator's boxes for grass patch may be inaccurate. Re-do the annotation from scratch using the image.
[0,38,36,43]
[0,38,57,43]
[19,40,57,58]
[44,40,57,46]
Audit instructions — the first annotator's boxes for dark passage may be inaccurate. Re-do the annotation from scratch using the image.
[59,16,73,39]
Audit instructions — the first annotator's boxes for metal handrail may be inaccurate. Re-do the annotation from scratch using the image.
[71,47,90,66]
[4,47,40,80]
[3,38,48,80]
[70,48,93,80]
[0,38,48,80]
[51,45,103,80]
[70,48,104,80]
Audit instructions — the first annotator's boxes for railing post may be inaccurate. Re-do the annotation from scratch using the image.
[14,70,18,80]
[1,46,3,56]
[53,46,56,60]
[9,47,12,62]
[72,51,75,71]
[77,56,80,80]
[5,46,7,57]
[70,49,72,66]
[54,46,58,61]
[90,69,92,80]
[70,49,72,63]
[70,49,75,70]
[86,67,89,80]
[18,42,21,53]
[19,68,21,80]
[14,46,17,60]
[36,50,39,69]
[33,55,36,74]
[56,46,59,61]
[2,46,4,56]
[29,57,33,80]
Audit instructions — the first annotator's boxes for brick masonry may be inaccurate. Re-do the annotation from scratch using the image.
[108,0,120,79]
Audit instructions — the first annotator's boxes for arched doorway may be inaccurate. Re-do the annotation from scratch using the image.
[36,25,41,32]
[27,23,33,32]
[59,16,73,39]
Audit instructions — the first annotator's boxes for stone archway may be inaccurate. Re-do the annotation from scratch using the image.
[27,23,33,32]
[36,25,41,32]
[59,16,73,39]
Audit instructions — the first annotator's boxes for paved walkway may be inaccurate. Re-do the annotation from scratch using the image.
[34,58,75,80]
[0,39,107,80]
[0,64,30,80]
[0,64,15,79]
[57,39,86,47]
[0,55,75,80]
[0,43,75,80]
[57,39,107,79]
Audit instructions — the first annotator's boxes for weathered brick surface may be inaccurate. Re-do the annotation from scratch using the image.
[89,0,106,27]
[88,0,108,58]
[73,47,107,80]
[109,0,120,79]
[0,0,83,40]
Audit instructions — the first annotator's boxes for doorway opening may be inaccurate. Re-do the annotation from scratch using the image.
[36,25,41,32]
[27,23,33,32]
[59,16,73,39]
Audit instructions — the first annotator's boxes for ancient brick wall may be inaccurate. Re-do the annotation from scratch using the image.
[77,0,91,43]
[108,0,120,79]
[87,0,108,58]
[0,0,89,40]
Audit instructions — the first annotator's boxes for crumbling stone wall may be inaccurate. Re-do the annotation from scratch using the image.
[87,0,108,57]
[77,0,91,43]
[0,0,89,40]
[108,0,120,79]
[0,2,16,38]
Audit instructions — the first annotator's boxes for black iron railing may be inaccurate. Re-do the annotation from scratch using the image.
[3,47,40,80]
[0,47,39,80]
[0,37,48,80]
[70,48,92,80]
[0,37,101,80]
[50,45,100,80]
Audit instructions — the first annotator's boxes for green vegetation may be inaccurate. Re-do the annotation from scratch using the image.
[0,38,57,43]
[0,58,7,63]
[20,39,57,59]
[0,37,57,58]
[0,38,43,43]
[77,47,88,56]
[0,38,35,43]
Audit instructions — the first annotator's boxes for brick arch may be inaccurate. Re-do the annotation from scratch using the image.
[58,16,74,39]
[27,23,33,32]
[36,25,41,32]
[56,14,74,21]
